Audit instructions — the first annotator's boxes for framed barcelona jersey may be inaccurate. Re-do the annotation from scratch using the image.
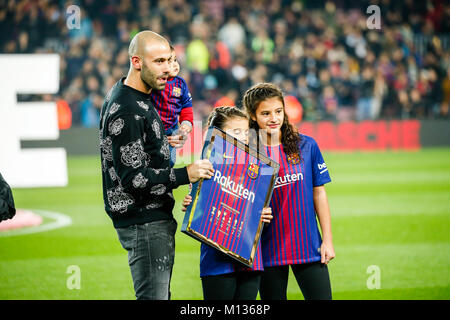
[181,126,280,267]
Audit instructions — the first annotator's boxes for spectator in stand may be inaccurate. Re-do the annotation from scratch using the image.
[441,69,450,117]
[217,17,246,55]
[251,29,275,65]
[320,85,338,121]
[356,66,375,121]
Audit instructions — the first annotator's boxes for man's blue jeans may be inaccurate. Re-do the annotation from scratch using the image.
[116,219,177,300]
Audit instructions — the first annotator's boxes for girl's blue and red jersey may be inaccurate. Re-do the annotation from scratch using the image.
[149,76,193,135]
[261,134,331,267]
[200,242,264,277]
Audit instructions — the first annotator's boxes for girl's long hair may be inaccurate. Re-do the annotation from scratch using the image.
[242,82,301,156]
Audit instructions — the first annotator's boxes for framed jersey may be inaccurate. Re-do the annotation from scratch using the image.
[181,127,280,267]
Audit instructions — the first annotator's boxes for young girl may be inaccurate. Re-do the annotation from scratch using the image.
[181,106,273,300]
[243,83,335,300]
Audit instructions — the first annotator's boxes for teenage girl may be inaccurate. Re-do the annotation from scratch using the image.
[243,83,335,300]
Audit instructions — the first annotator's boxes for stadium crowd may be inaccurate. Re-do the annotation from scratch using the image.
[1,0,450,127]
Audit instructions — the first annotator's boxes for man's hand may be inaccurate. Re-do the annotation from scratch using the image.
[167,133,187,148]
[187,159,214,183]
[167,123,192,149]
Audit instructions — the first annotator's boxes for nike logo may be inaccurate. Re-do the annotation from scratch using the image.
[223,153,234,159]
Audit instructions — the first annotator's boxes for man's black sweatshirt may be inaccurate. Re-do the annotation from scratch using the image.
[99,78,190,228]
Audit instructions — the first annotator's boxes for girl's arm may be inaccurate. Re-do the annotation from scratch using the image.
[261,207,272,224]
[313,185,335,264]
[181,194,192,212]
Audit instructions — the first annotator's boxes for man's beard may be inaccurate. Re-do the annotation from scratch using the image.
[140,62,165,90]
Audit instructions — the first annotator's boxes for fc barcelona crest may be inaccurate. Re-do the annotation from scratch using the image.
[247,163,259,179]
[287,153,301,165]
[172,86,182,97]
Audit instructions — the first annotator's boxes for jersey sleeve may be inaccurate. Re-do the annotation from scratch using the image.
[178,77,193,124]
[310,137,331,187]
[180,78,193,108]
[179,107,193,125]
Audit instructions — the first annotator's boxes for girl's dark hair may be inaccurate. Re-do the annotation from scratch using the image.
[206,106,248,130]
[242,82,301,156]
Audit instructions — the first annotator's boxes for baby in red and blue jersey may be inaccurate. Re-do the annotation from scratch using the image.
[150,46,193,166]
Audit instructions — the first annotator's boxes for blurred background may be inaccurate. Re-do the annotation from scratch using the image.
[2,0,449,127]
[0,0,449,300]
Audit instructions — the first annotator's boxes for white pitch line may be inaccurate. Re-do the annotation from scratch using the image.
[0,209,72,237]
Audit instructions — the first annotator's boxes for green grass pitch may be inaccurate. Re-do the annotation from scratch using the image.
[0,148,449,299]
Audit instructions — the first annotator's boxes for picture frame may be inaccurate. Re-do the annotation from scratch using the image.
[181,126,280,267]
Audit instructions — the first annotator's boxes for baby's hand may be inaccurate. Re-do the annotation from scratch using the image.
[180,122,192,135]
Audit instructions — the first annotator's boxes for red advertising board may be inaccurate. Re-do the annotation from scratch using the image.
[178,120,422,157]
[298,120,421,151]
